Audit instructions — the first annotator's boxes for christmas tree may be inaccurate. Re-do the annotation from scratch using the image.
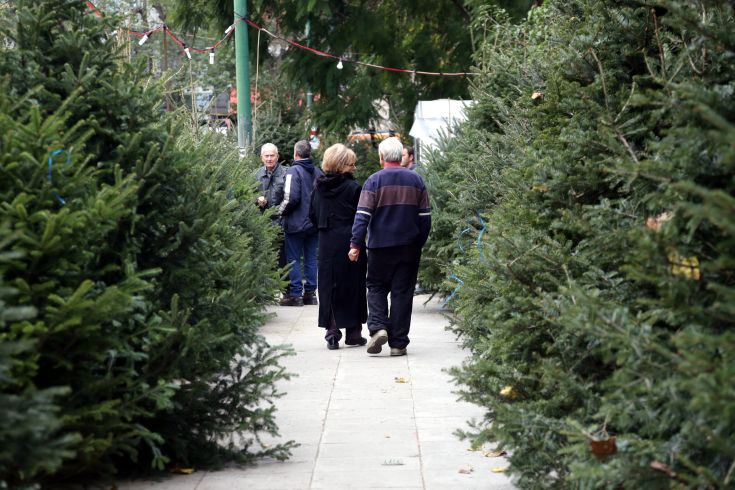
[1,1,291,486]
[423,0,735,487]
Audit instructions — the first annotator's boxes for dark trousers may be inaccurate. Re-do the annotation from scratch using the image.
[325,310,363,343]
[366,245,421,349]
[277,235,287,269]
[284,229,318,297]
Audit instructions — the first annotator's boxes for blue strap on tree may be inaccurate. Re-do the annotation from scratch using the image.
[476,210,488,263]
[48,149,71,205]
[442,274,464,307]
[458,225,472,252]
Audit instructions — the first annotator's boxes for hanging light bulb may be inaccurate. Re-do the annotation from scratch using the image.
[209,51,215,64]
[138,33,149,46]
[337,59,344,70]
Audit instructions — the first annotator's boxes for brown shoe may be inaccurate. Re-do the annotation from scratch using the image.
[280,295,304,307]
[303,291,318,305]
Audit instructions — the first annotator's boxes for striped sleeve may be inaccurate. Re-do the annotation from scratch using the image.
[350,178,376,248]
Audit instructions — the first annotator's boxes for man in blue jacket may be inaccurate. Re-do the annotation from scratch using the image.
[279,140,324,306]
[348,137,431,356]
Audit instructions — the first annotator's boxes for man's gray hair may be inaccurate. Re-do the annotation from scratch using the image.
[294,140,311,159]
[379,137,403,163]
[260,142,278,155]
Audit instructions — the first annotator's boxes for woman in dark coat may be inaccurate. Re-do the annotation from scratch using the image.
[309,144,367,350]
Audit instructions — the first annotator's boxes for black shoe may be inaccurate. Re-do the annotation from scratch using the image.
[345,337,367,346]
[280,295,304,307]
[327,337,339,350]
[303,292,318,305]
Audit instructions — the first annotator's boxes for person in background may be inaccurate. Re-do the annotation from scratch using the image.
[309,144,367,350]
[279,140,323,306]
[401,144,416,170]
[255,143,287,271]
[348,137,431,356]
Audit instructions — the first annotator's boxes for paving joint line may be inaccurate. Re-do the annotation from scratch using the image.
[191,469,207,489]
[307,350,341,489]
[407,354,427,490]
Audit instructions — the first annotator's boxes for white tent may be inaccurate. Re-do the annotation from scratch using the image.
[408,99,475,164]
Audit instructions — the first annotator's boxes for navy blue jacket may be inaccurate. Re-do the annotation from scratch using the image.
[279,158,324,234]
[350,162,431,249]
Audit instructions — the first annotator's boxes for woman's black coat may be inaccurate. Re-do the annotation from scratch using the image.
[309,173,367,329]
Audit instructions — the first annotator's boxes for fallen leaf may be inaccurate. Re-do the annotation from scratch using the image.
[484,449,507,458]
[590,437,617,459]
[458,466,474,474]
[170,464,195,475]
[645,211,673,231]
[651,460,677,477]
[491,467,508,473]
[668,250,701,280]
[499,385,518,399]
[394,377,408,384]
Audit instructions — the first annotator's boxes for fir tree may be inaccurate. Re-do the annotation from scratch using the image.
[423,0,735,487]
[1,1,292,486]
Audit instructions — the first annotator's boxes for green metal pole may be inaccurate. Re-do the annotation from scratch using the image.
[235,0,252,154]
[305,16,313,110]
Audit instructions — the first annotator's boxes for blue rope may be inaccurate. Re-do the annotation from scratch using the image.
[476,210,488,263]
[48,149,71,205]
[441,274,464,307]
[458,226,472,252]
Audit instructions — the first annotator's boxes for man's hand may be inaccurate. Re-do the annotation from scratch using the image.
[257,196,267,208]
[348,247,360,262]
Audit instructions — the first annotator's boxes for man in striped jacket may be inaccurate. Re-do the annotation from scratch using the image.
[348,137,431,357]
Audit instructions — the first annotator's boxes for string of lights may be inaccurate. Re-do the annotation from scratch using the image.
[84,1,475,76]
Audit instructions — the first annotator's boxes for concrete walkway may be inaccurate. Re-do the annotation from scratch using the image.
[121,295,514,490]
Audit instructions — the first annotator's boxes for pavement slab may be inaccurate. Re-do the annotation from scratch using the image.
[119,294,514,489]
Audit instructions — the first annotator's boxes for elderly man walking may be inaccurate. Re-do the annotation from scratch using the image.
[279,140,324,307]
[348,137,431,356]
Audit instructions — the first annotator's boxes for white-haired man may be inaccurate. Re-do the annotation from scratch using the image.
[348,137,431,356]
[256,143,286,214]
[255,142,287,269]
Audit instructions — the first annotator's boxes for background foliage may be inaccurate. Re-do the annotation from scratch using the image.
[0,1,292,487]
[421,0,735,487]
[170,0,534,136]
